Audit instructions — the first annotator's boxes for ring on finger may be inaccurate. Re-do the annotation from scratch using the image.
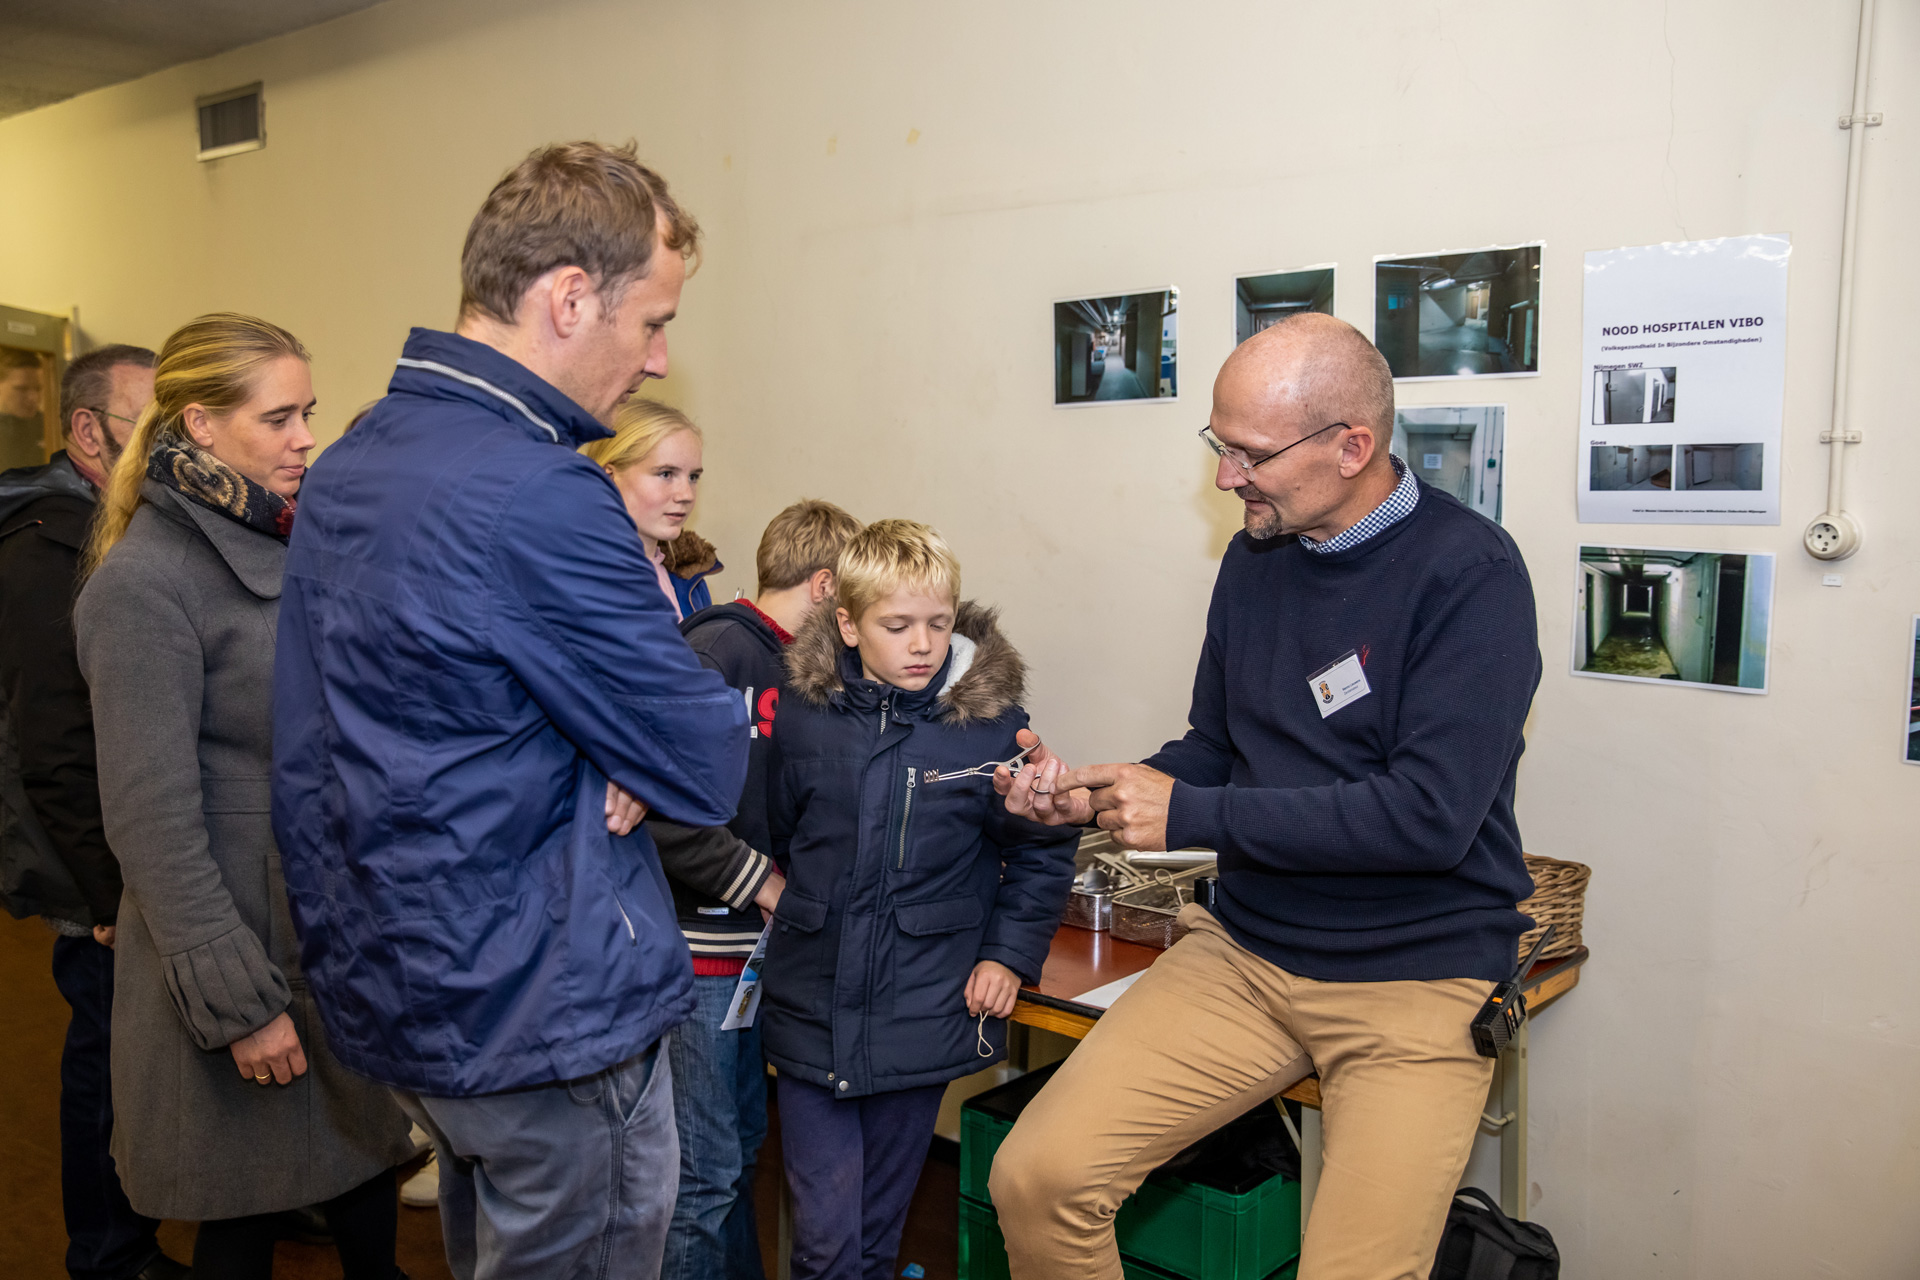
[253,1072,271,1084]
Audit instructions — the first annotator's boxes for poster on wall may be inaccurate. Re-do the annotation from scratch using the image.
[1373,244,1541,381]
[1906,616,1919,764]
[1392,406,1505,524]
[1577,234,1790,525]
[1054,289,1178,406]
[1233,265,1334,346]
[1572,544,1774,694]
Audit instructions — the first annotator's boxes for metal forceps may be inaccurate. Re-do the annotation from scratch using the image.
[922,745,1032,785]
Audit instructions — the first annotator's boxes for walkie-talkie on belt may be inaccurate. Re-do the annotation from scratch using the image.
[1470,925,1556,1059]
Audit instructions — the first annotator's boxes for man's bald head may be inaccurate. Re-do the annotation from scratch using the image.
[1218,312,1394,446]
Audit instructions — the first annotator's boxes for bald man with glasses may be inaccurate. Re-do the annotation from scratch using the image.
[989,314,1543,1280]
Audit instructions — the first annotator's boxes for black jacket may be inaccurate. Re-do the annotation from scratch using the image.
[0,453,118,927]
[649,601,788,957]
[762,602,1076,1098]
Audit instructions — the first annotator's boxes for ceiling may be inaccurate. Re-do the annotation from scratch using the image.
[1236,268,1333,309]
[0,0,389,120]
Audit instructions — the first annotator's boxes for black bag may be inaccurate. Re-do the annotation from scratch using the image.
[1429,1187,1559,1279]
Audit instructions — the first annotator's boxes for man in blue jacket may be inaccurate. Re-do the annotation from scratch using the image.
[989,314,1542,1280]
[272,142,749,1279]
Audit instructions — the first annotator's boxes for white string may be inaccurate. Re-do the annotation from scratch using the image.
[976,1012,993,1058]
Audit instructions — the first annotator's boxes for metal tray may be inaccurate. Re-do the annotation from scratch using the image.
[1109,865,1213,950]
[1063,882,1113,931]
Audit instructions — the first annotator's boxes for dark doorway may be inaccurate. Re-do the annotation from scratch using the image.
[1710,555,1748,686]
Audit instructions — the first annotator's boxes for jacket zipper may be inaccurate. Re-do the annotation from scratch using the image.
[879,697,890,735]
[895,766,916,871]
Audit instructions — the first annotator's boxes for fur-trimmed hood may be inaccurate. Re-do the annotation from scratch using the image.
[661,528,720,579]
[785,599,1027,726]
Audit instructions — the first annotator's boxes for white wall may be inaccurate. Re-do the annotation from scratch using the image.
[2,1,1917,1273]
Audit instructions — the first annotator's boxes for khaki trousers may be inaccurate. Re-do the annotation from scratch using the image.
[989,907,1495,1280]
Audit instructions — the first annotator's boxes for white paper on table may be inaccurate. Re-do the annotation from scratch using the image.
[719,924,771,1030]
[1577,234,1790,525]
[1074,970,1147,1011]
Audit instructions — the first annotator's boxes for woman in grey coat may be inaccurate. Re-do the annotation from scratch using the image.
[75,314,412,1280]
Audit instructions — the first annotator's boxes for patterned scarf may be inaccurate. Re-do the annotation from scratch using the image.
[146,435,296,541]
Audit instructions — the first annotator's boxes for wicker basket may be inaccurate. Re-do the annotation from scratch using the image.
[1518,854,1590,964]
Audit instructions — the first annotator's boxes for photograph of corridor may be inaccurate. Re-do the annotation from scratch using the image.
[1574,546,1774,692]
[1374,245,1541,379]
[1592,365,1677,424]
[1233,267,1334,345]
[1390,405,1504,523]
[1907,617,1919,764]
[1674,442,1763,491]
[1589,444,1673,491]
[1053,289,1178,404]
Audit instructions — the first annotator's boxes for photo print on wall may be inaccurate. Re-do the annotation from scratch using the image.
[1373,243,1541,380]
[1392,405,1504,524]
[1234,266,1334,346]
[1054,289,1178,406]
[1572,545,1774,694]
[1906,616,1919,764]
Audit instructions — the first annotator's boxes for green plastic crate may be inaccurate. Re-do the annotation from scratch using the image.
[960,1066,1301,1280]
[959,1194,1297,1280]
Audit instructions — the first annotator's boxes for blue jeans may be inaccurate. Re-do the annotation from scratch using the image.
[396,1039,677,1280]
[50,934,161,1280]
[776,1076,946,1280]
[662,973,768,1280]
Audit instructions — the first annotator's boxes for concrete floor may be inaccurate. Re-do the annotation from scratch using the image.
[1415,319,1516,376]
[1092,354,1147,400]
[1583,613,1678,679]
[0,911,962,1280]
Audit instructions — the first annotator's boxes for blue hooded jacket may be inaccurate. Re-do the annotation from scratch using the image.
[763,601,1077,1098]
[271,329,749,1097]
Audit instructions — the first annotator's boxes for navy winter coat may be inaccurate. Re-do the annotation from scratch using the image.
[763,602,1076,1098]
[271,329,749,1097]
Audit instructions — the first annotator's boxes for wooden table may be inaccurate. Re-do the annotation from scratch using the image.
[1011,923,1589,1221]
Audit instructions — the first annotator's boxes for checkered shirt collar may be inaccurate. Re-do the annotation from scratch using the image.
[1296,454,1418,555]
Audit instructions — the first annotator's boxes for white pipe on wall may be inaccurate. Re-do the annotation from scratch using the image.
[1805,0,1879,560]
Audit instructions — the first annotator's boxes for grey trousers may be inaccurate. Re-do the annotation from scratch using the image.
[395,1039,678,1280]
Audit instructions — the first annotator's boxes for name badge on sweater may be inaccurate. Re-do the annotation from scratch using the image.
[1307,650,1370,719]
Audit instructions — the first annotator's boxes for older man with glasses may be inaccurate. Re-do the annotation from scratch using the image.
[0,344,186,1280]
[989,312,1543,1280]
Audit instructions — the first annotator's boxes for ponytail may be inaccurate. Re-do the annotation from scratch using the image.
[82,313,309,578]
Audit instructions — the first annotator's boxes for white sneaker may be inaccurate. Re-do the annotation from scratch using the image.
[407,1123,433,1158]
[400,1155,439,1208]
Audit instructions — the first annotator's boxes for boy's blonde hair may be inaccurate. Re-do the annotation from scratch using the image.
[578,398,701,474]
[835,519,960,621]
[757,499,862,594]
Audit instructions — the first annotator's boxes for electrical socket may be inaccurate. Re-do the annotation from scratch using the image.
[1804,511,1863,560]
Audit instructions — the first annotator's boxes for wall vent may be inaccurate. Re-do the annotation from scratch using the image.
[196,83,264,161]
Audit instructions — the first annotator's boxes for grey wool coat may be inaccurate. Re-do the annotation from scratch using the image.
[74,481,411,1221]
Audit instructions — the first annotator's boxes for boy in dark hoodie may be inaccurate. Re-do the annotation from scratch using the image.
[651,499,862,1280]
[764,519,1078,1280]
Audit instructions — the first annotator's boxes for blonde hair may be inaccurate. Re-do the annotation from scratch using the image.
[578,398,702,475]
[83,313,309,577]
[835,519,961,621]
[757,499,862,594]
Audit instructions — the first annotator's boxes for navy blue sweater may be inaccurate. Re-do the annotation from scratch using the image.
[1150,482,1541,983]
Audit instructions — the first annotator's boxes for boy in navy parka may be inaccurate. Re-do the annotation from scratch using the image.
[762,520,1077,1280]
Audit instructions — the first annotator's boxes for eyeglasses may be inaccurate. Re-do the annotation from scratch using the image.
[86,407,140,427]
[1198,421,1349,476]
